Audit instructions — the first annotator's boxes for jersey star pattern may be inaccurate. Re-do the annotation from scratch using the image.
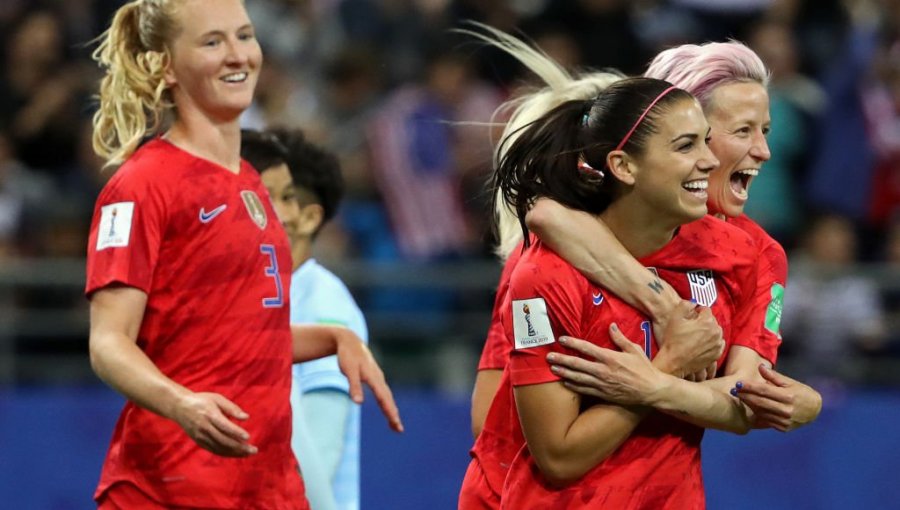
[727,214,788,364]
[85,139,307,509]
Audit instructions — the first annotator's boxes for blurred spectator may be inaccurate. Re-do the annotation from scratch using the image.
[0,9,95,177]
[0,131,56,259]
[744,17,826,245]
[366,44,500,260]
[670,0,771,40]
[880,217,900,358]
[632,0,703,52]
[863,34,900,227]
[781,213,887,382]
[533,0,649,75]
[766,0,849,77]
[806,0,900,239]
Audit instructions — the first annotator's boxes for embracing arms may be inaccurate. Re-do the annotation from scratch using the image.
[529,198,821,432]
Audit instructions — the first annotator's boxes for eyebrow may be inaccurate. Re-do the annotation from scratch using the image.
[670,133,699,143]
[670,127,711,144]
[198,24,254,38]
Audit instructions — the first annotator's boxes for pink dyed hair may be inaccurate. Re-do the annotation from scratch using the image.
[644,41,770,111]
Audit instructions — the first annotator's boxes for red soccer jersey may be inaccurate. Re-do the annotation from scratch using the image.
[726,214,788,364]
[85,139,306,508]
[486,215,756,510]
[477,246,523,371]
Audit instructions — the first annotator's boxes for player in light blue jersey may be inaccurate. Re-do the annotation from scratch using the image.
[242,129,367,510]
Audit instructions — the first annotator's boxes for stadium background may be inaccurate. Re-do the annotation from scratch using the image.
[1,0,900,508]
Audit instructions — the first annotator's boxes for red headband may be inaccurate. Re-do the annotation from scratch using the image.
[614,86,677,151]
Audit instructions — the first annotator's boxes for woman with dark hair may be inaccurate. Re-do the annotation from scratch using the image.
[476,76,759,508]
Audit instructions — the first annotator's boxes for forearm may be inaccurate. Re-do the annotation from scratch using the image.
[89,332,189,419]
[546,404,648,484]
[291,324,343,363]
[518,382,648,486]
[647,375,752,434]
[527,198,679,320]
[471,369,503,438]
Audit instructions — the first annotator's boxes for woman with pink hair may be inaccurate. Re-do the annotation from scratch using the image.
[529,40,822,432]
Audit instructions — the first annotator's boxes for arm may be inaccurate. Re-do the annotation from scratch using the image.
[290,324,403,432]
[89,286,256,456]
[526,198,680,321]
[527,199,716,380]
[549,326,754,434]
[724,345,822,432]
[735,364,822,432]
[515,380,647,486]
[471,369,503,438]
[547,302,725,390]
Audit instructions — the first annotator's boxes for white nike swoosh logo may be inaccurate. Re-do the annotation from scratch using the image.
[199,204,227,223]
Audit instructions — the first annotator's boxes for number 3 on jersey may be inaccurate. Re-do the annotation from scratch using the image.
[260,244,284,308]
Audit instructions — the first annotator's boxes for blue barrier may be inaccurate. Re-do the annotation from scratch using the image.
[1,387,898,509]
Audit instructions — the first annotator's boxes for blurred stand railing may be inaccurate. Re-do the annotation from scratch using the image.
[2,258,900,391]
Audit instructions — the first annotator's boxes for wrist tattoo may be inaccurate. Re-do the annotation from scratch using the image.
[648,279,664,294]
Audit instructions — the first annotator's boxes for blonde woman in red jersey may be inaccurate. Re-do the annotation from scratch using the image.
[529,42,822,432]
[85,1,401,508]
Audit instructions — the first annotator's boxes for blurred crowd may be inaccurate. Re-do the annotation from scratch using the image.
[1,0,900,385]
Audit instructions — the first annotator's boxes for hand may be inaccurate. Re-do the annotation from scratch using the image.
[546,324,666,406]
[734,364,823,432]
[655,301,723,381]
[171,391,257,457]
[335,331,404,433]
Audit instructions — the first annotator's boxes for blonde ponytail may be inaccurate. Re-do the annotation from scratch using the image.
[91,0,178,167]
[458,22,626,259]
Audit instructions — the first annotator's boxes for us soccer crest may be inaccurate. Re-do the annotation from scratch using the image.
[241,190,267,230]
[687,269,717,306]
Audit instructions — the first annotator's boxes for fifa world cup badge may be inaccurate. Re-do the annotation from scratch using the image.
[513,298,555,349]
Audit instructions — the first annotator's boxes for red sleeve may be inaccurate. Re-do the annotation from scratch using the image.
[477,252,520,371]
[505,246,588,387]
[732,238,787,365]
[477,295,510,370]
[85,166,168,297]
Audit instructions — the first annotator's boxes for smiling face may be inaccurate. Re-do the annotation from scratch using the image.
[164,0,261,122]
[626,97,719,225]
[704,81,771,217]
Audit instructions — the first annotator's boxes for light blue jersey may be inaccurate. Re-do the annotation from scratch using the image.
[291,259,367,510]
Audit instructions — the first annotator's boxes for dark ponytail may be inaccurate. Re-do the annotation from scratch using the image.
[493,77,693,246]
[493,99,613,246]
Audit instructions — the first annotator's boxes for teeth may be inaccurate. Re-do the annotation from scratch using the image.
[222,72,247,82]
[736,169,759,177]
[683,180,708,191]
